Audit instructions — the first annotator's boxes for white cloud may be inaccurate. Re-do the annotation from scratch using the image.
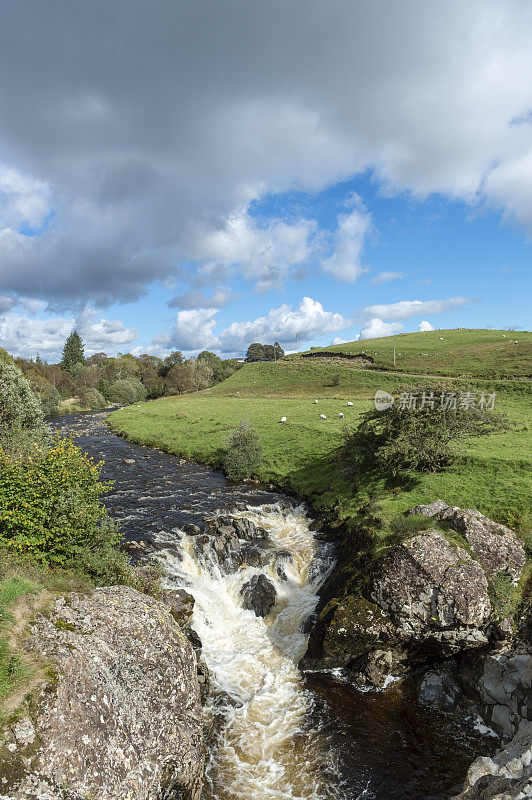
[0,308,137,360]
[217,296,350,353]
[418,320,435,331]
[362,296,470,321]
[322,209,371,282]
[192,211,317,292]
[370,271,406,285]
[359,319,404,340]
[161,308,219,352]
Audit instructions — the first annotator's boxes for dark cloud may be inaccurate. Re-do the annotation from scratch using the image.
[0,0,531,306]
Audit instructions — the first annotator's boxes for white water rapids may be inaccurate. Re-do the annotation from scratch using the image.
[154,502,341,800]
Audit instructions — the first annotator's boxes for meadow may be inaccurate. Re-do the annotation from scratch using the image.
[109,332,532,528]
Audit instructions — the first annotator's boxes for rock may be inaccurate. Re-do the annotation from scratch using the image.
[187,627,203,653]
[369,531,492,656]
[163,588,195,627]
[274,550,293,580]
[241,543,268,568]
[240,574,276,617]
[407,499,449,517]
[418,667,462,712]
[183,523,203,536]
[301,595,393,671]
[452,721,532,799]
[468,646,532,738]
[193,529,243,573]
[438,507,526,583]
[0,586,205,800]
[303,529,492,679]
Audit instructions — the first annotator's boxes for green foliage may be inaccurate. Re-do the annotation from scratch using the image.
[0,364,43,429]
[165,363,194,394]
[222,421,263,481]
[0,436,118,566]
[107,377,147,405]
[245,341,284,362]
[388,514,433,538]
[28,375,61,416]
[78,387,106,409]
[60,330,85,374]
[344,384,509,476]
[488,572,522,622]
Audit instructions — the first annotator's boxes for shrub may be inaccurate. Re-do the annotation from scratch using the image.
[28,375,61,416]
[344,383,509,476]
[78,387,106,409]
[0,436,118,566]
[0,363,43,429]
[222,421,262,481]
[107,377,147,405]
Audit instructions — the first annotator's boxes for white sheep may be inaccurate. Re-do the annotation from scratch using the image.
[280,417,287,423]
[338,412,344,418]
[313,399,319,404]
[439,337,444,340]
[320,414,327,420]
[347,401,354,407]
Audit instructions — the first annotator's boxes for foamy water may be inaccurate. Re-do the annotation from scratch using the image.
[155,503,341,800]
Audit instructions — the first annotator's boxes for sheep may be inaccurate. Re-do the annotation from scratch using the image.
[338,412,344,418]
[313,399,319,404]
[280,417,287,424]
[439,337,444,340]
[347,401,354,407]
[320,414,327,420]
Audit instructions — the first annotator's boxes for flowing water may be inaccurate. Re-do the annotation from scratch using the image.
[51,411,493,800]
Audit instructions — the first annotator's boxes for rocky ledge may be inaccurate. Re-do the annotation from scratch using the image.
[0,586,205,800]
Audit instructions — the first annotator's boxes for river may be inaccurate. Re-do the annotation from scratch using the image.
[51,410,491,800]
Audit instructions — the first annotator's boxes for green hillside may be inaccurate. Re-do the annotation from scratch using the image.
[291,328,532,379]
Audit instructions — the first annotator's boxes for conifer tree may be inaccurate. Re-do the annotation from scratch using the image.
[60,330,85,374]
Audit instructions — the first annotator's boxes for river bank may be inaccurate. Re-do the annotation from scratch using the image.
[43,412,515,798]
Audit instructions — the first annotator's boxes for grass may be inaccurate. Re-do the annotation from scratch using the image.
[109,379,531,528]
[291,328,532,379]
[0,574,38,706]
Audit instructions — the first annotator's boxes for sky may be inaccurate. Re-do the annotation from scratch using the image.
[0,0,531,361]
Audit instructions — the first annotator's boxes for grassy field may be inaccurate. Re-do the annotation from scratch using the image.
[292,328,532,379]
[109,358,531,527]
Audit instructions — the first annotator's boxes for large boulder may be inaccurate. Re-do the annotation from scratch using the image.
[0,586,205,800]
[439,507,526,583]
[303,529,493,682]
[452,722,532,800]
[240,574,276,617]
[193,527,243,573]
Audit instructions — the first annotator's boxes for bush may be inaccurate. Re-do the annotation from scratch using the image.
[344,383,509,476]
[107,377,147,405]
[0,364,43,429]
[222,421,262,481]
[0,436,118,566]
[28,375,61,416]
[78,387,106,409]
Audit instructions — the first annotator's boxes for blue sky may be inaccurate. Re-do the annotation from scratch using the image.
[0,0,531,360]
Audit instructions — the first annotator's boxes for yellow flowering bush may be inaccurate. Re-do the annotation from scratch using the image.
[0,436,120,565]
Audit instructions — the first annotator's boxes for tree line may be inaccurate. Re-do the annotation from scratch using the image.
[245,342,284,362]
[1,331,242,415]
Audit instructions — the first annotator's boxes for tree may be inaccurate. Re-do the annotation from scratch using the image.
[344,383,509,476]
[165,363,194,394]
[159,351,184,377]
[245,343,266,362]
[273,341,284,360]
[222,421,262,481]
[60,330,85,374]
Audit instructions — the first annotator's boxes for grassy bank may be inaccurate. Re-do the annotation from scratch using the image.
[292,328,532,379]
[109,364,531,528]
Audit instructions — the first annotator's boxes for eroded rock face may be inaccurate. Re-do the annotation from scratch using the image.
[452,722,532,800]
[0,586,205,800]
[240,574,276,617]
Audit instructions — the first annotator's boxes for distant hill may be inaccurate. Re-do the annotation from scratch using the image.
[290,328,532,379]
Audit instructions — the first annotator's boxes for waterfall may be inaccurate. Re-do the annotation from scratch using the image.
[154,502,341,800]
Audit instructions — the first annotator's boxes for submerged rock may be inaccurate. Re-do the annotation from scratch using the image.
[0,586,205,800]
[240,574,277,617]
